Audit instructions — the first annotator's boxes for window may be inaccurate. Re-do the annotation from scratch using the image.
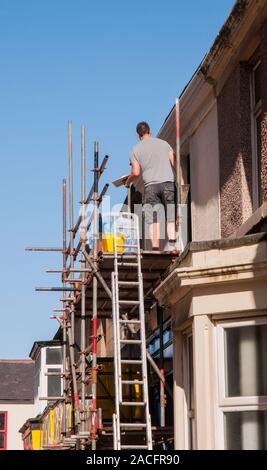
[224,324,267,397]
[0,412,7,450]
[46,347,62,365]
[217,319,267,450]
[44,347,63,402]
[147,319,173,427]
[47,368,62,399]
[147,324,173,359]
[225,410,267,450]
[251,60,262,208]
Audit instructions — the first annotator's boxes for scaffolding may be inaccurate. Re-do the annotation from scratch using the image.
[26,122,175,450]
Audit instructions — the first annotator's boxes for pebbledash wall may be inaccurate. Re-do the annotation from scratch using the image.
[261,20,267,202]
[156,0,267,450]
[218,18,267,237]
[218,63,253,237]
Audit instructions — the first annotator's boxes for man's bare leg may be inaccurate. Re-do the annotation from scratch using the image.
[167,221,179,254]
[150,222,160,250]
[167,221,176,242]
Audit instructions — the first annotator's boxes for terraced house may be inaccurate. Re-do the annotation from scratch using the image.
[154,0,267,450]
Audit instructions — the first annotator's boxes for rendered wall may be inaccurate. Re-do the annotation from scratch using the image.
[190,104,221,242]
[0,404,34,450]
[218,63,253,237]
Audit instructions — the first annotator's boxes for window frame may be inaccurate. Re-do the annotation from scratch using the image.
[0,411,8,451]
[47,367,62,400]
[216,317,267,449]
[44,346,63,400]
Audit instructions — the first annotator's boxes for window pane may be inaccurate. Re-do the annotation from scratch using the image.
[254,63,261,105]
[225,324,267,397]
[0,432,4,449]
[47,368,61,397]
[163,328,172,344]
[149,338,160,355]
[46,347,62,365]
[0,414,5,431]
[163,344,173,359]
[225,411,267,450]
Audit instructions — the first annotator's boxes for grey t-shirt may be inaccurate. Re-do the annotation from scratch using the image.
[131,137,175,187]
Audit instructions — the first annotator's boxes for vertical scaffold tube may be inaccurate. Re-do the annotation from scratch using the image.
[68,121,80,425]
[175,97,181,250]
[62,178,67,435]
[158,305,165,427]
[91,141,99,449]
[80,126,86,441]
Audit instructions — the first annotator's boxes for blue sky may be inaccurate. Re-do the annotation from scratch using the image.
[0,0,235,358]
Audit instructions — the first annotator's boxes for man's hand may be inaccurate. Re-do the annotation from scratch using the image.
[124,178,130,188]
[125,160,140,188]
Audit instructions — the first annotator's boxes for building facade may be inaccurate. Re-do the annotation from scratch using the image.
[19,341,64,450]
[29,340,63,417]
[0,360,34,450]
[154,0,267,450]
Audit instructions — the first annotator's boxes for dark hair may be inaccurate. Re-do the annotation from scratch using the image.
[136,121,150,138]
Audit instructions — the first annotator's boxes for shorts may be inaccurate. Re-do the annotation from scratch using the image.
[143,181,176,224]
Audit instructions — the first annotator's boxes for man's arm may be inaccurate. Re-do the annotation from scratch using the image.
[125,159,140,187]
[169,149,176,168]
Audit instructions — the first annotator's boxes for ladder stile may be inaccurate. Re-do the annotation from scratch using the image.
[113,413,118,450]
[136,212,153,450]
[113,216,123,408]
[111,273,120,449]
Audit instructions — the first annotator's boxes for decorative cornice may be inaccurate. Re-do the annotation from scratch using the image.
[154,260,267,307]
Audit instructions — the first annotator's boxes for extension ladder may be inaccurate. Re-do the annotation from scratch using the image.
[111,212,152,450]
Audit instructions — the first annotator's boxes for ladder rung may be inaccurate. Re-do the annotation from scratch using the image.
[118,262,138,267]
[119,319,141,324]
[120,423,147,428]
[116,226,136,231]
[120,339,141,344]
[117,244,138,248]
[121,359,142,364]
[121,380,143,385]
[119,300,140,305]
[118,281,139,286]
[121,445,149,449]
[121,401,145,406]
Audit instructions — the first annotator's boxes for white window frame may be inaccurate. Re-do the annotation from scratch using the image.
[216,316,267,449]
[44,347,63,399]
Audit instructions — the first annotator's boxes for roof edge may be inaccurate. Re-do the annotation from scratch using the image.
[158,0,252,134]
[29,339,62,360]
